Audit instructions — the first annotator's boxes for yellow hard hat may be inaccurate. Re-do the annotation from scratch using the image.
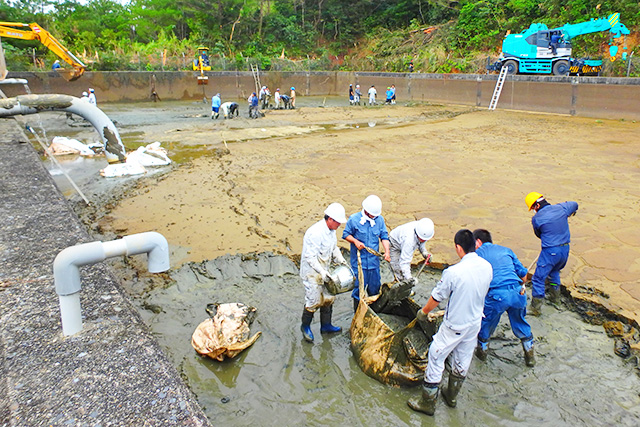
[525,192,544,211]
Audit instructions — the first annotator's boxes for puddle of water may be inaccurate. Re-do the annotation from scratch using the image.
[139,253,640,425]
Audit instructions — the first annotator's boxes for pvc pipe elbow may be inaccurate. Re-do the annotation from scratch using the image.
[122,232,170,273]
[54,241,106,296]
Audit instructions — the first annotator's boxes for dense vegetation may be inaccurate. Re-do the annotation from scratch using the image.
[1,0,639,75]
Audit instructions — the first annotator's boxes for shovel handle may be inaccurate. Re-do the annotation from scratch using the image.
[416,254,432,279]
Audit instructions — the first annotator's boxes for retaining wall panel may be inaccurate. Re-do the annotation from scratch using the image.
[4,71,640,120]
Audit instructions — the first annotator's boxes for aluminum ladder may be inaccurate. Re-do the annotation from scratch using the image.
[488,65,508,110]
[250,63,261,96]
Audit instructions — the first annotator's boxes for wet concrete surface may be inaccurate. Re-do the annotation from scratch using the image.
[12,97,640,424]
[0,120,210,426]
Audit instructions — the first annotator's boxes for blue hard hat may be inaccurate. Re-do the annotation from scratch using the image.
[291,87,295,90]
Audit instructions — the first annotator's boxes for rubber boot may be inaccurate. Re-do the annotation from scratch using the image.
[407,383,439,416]
[441,373,465,408]
[320,305,342,334]
[301,308,314,342]
[548,284,561,305]
[530,297,543,316]
[522,340,536,367]
[475,341,488,361]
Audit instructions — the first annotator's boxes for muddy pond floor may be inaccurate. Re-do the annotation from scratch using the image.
[25,97,640,424]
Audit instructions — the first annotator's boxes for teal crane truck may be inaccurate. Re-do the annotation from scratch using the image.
[488,13,630,76]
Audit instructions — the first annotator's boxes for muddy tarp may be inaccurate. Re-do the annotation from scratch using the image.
[191,302,262,361]
[349,251,441,387]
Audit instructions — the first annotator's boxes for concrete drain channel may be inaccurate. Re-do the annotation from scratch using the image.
[132,253,640,425]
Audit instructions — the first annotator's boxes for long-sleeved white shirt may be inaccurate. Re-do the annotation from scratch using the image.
[300,219,345,281]
[389,221,427,280]
[431,252,492,331]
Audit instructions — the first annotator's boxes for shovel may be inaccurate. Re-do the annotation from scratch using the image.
[416,253,432,279]
[524,255,539,284]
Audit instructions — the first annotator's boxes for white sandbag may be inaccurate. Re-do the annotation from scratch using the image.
[100,158,146,178]
[50,136,95,156]
[127,141,171,166]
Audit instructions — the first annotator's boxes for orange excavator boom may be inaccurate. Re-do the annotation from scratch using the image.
[0,22,86,81]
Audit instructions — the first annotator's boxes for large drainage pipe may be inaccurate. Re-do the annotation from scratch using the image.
[54,232,170,336]
[0,94,126,163]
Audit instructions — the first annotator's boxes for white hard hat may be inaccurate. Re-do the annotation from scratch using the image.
[82,91,88,96]
[362,195,382,217]
[415,218,435,241]
[89,88,94,92]
[324,203,347,223]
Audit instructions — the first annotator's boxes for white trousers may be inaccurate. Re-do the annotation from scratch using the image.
[303,276,335,311]
[389,246,410,281]
[425,321,480,383]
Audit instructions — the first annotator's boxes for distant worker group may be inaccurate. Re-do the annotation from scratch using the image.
[346,83,396,106]
[79,88,97,105]
[301,191,578,417]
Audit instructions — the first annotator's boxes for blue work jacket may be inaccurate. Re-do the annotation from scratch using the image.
[342,211,389,270]
[476,242,527,290]
[211,96,221,108]
[532,201,578,248]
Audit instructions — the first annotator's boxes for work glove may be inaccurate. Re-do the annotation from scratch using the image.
[407,277,418,287]
[420,247,429,259]
[423,253,432,264]
[416,308,428,323]
[320,269,330,283]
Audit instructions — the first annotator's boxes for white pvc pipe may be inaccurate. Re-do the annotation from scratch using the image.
[53,232,170,336]
[0,94,126,163]
[0,78,29,85]
[59,294,82,336]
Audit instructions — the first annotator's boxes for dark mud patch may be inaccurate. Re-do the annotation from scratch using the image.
[117,253,640,425]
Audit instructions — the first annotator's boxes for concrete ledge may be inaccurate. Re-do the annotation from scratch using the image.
[0,120,211,426]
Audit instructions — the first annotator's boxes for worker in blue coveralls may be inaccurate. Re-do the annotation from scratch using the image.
[385,87,393,104]
[343,195,390,312]
[525,192,578,316]
[473,229,535,367]
[211,93,221,119]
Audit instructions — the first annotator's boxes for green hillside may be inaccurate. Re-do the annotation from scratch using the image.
[1,0,638,76]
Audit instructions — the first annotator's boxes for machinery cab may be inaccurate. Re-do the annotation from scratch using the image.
[502,24,572,60]
[193,47,211,71]
[526,29,571,58]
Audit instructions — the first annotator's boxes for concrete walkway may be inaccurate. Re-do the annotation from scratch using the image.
[0,120,210,425]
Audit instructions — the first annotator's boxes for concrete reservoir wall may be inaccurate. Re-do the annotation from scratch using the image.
[5,70,640,120]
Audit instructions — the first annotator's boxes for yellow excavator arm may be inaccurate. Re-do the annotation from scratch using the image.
[0,22,86,81]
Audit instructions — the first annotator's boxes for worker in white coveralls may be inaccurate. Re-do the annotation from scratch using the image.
[88,88,97,105]
[389,218,434,283]
[300,203,349,343]
[368,85,377,105]
[408,229,492,416]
